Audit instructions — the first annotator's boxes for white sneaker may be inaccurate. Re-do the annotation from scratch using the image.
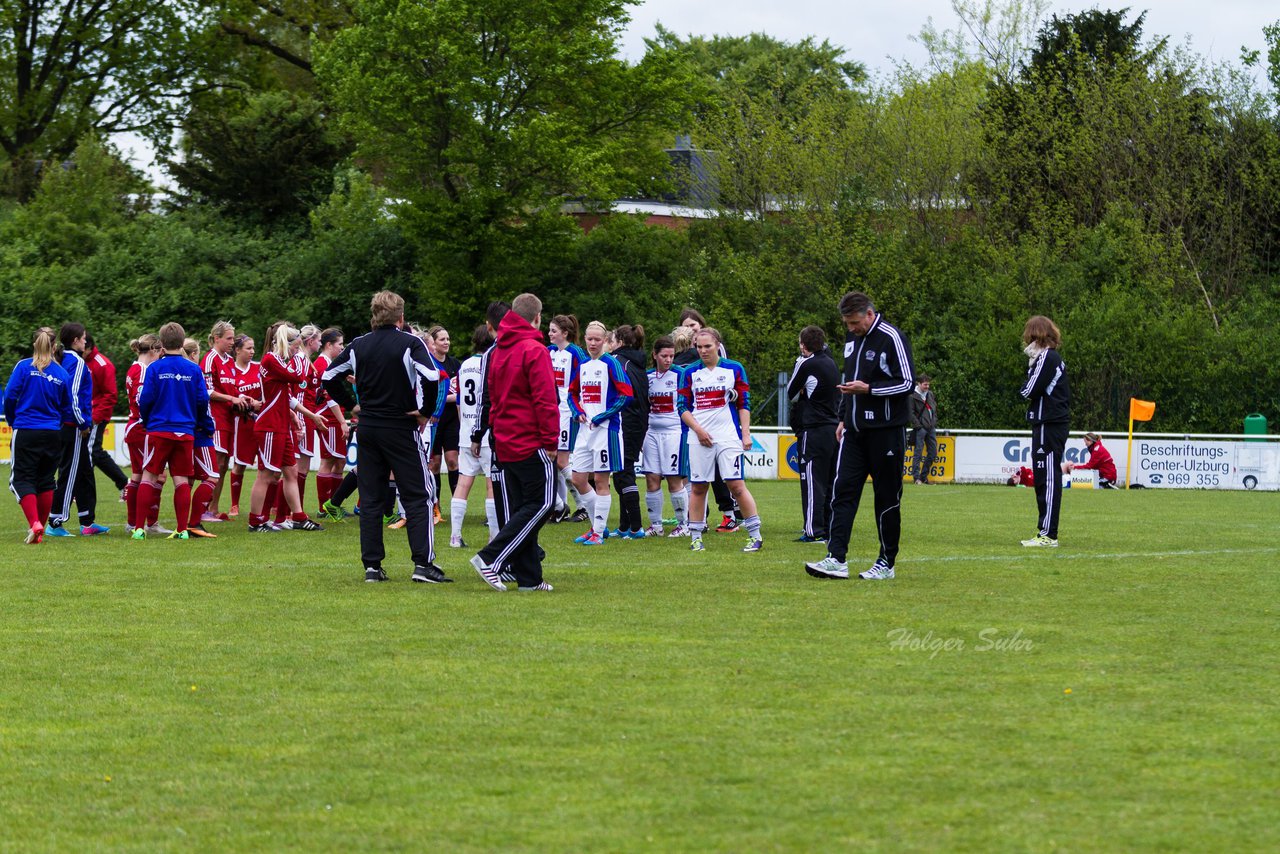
[645,524,665,537]
[145,523,173,536]
[858,560,895,580]
[275,519,294,531]
[517,581,554,592]
[470,554,507,591]
[667,524,690,538]
[449,535,466,548]
[1021,535,1058,548]
[805,556,849,579]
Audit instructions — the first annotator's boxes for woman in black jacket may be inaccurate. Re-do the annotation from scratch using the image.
[611,324,649,538]
[1018,315,1071,547]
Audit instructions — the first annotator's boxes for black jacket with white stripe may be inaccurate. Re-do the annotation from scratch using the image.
[322,325,443,429]
[1020,347,1070,424]
[837,314,916,432]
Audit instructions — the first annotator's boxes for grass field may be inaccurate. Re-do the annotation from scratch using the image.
[2,473,1277,852]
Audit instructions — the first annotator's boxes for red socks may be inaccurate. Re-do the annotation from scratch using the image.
[189,480,216,529]
[125,481,138,529]
[138,481,161,528]
[174,482,192,533]
[230,471,244,508]
[296,473,307,514]
[19,494,40,528]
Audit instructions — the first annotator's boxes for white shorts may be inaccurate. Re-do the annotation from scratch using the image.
[459,441,493,478]
[642,430,686,476]
[571,422,623,473]
[557,408,578,452]
[688,439,744,483]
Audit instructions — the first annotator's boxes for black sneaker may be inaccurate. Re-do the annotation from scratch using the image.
[499,569,516,583]
[794,534,826,543]
[293,518,324,531]
[411,563,454,583]
[364,567,388,583]
[569,507,589,523]
[248,523,277,533]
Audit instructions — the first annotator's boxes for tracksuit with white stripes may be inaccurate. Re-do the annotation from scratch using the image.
[322,325,445,572]
[1020,348,1071,539]
[50,348,97,529]
[787,346,839,539]
[827,315,915,567]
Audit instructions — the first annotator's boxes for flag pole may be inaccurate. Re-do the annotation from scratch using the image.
[1126,416,1134,489]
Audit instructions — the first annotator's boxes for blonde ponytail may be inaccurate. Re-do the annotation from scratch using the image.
[32,327,56,372]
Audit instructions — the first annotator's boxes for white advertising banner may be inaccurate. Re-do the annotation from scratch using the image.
[1131,439,1280,490]
[953,435,1125,485]
[954,434,1280,491]
[742,433,779,480]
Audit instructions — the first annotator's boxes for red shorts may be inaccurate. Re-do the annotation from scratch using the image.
[212,426,233,456]
[126,431,147,473]
[233,416,257,468]
[193,445,219,481]
[256,429,297,472]
[318,423,348,460]
[144,432,195,478]
[301,420,320,458]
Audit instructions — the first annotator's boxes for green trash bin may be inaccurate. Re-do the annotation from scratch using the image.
[1243,413,1267,442]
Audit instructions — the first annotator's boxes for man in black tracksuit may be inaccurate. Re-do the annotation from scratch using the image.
[1018,315,1071,546]
[787,325,839,541]
[806,292,915,581]
[322,290,450,584]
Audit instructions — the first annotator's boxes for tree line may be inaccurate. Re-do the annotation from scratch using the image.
[1,1,1278,432]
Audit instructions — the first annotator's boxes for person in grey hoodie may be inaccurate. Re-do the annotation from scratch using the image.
[909,374,938,484]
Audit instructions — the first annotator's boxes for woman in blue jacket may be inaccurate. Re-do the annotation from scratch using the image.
[4,328,74,544]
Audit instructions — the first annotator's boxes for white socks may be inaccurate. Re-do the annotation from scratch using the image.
[646,490,663,526]
[671,487,688,524]
[484,498,498,540]
[592,492,611,535]
[450,497,467,539]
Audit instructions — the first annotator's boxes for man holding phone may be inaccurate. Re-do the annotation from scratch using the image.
[806,291,916,581]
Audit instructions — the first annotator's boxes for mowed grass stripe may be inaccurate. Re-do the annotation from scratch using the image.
[1,472,1276,851]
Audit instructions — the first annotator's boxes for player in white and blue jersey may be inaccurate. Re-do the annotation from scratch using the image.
[567,320,633,546]
[548,314,589,522]
[642,334,689,537]
[448,325,500,549]
[679,328,764,553]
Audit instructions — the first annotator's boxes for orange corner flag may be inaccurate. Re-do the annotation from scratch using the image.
[1129,398,1156,422]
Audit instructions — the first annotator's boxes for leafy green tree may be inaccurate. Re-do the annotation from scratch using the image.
[0,0,217,200]
[314,0,696,329]
[166,90,347,223]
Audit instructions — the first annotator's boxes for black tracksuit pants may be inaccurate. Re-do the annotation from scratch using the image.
[354,421,436,570]
[798,424,838,538]
[1031,421,1069,539]
[51,424,96,528]
[613,427,644,533]
[480,450,554,588]
[826,426,906,566]
[91,420,129,490]
[10,429,62,498]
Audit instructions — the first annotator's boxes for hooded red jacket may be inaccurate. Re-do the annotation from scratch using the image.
[488,310,560,463]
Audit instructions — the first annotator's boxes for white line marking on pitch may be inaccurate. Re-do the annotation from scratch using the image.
[901,547,1280,564]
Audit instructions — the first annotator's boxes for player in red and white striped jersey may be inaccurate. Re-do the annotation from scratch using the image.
[310,328,350,516]
[248,322,326,532]
[227,335,262,517]
[123,334,162,532]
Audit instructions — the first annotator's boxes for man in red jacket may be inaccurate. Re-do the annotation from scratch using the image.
[470,293,560,592]
[1065,432,1118,488]
[85,333,130,494]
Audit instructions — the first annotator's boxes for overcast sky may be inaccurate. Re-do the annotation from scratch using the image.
[122,1,1278,186]
[618,0,1278,72]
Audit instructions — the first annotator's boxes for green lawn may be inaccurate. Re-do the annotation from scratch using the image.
[1,473,1276,852]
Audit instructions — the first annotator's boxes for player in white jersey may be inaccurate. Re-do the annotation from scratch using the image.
[568,320,633,546]
[547,314,589,522]
[642,334,690,537]
[448,325,501,548]
[679,328,764,553]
